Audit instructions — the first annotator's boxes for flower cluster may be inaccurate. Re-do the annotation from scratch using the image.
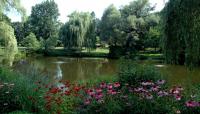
[128,80,184,101]
[0,82,15,113]
[83,82,121,105]
[31,79,200,114]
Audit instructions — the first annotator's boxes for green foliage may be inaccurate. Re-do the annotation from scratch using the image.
[145,26,161,51]
[11,22,25,45]
[0,21,18,66]
[30,0,59,51]
[21,33,40,50]
[100,0,158,58]
[162,0,200,67]
[60,11,96,51]
[118,59,162,86]
[0,67,49,113]
[100,4,122,43]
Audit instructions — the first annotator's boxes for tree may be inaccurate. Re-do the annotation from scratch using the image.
[30,0,59,52]
[11,22,25,45]
[145,26,161,52]
[0,21,18,66]
[100,4,121,43]
[100,1,156,58]
[22,32,40,50]
[60,11,96,51]
[0,0,25,66]
[162,0,200,67]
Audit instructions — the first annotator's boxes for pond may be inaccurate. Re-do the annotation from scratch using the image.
[13,56,200,86]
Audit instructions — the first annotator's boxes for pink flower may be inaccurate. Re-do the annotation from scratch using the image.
[157,91,169,97]
[134,87,144,93]
[175,94,181,101]
[150,85,160,92]
[96,88,102,93]
[100,82,107,88]
[156,80,166,85]
[87,89,95,96]
[107,89,117,95]
[84,99,91,105]
[185,101,199,107]
[141,81,154,86]
[145,93,153,100]
[114,82,120,88]
[107,84,113,90]
[95,93,103,99]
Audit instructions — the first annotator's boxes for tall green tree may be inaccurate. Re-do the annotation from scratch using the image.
[11,22,25,45]
[30,0,59,52]
[100,0,156,57]
[60,12,96,51]
[162,0,200,67]
[100,4,121,43]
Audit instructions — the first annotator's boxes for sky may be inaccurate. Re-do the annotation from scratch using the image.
[7,0,167,23]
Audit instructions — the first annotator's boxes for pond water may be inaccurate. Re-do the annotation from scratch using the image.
[13,56,200,86]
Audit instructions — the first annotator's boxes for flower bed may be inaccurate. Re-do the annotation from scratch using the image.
[26,79,200,114]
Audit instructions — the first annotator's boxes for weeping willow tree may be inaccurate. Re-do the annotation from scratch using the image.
[163,0,200,67]
[0,0,25,66]
[0,21,18,66]
[60,12,96,51]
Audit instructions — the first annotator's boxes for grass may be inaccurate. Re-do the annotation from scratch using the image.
[40,47,110,57]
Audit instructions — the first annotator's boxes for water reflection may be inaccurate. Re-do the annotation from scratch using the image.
[13,57,200,87]
[14,57,117,82]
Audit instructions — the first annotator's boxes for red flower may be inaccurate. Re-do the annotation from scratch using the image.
[74,86,81,92]
[49,88,60,94]
[44,95,52,102]
[64,81,70,87]
[65,90,71,95]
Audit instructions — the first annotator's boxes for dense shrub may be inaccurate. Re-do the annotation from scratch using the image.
[118,59,162,86]
[0,68,48,113]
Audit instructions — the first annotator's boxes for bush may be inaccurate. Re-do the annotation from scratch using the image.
[118,59,162,86]
[0,68,48,113]
[21,33,40,51]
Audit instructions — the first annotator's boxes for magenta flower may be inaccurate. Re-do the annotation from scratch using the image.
[185,101,200,107]
[87,89,95,96]
[107,83,113,90]
[95,93,103,100]
[96,88,102,93]
[175,94,181,101]
[114,82,120,88]
[100,82,107,88]
[107,89,117,95]
[84,99,91,105]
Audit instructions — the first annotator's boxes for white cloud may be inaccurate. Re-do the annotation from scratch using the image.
[7,0,167,23]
